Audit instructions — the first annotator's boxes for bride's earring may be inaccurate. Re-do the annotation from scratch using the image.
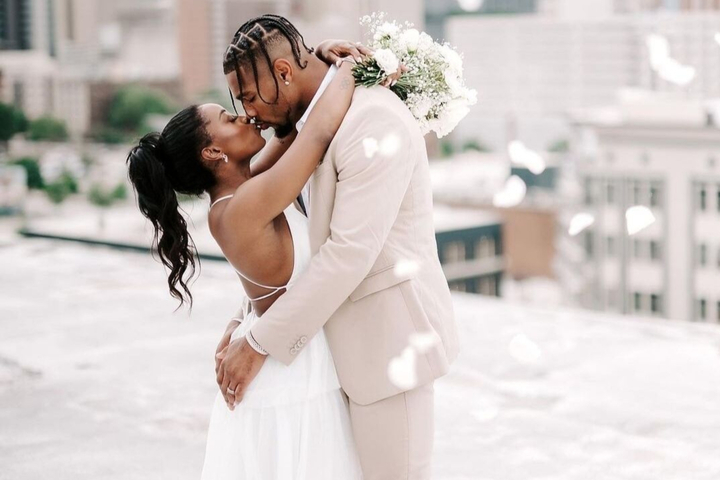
[284,81,290,86]
[222,154,228,163]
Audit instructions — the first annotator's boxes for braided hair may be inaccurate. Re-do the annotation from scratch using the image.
[126,106,215,309]
[222,14,314,114]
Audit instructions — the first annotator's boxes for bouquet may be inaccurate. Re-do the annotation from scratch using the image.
[353,12,477,138]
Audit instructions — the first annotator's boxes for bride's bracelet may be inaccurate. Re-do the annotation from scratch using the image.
[246,331,269,356]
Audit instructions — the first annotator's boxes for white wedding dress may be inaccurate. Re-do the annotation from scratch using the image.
[201,204,363,480]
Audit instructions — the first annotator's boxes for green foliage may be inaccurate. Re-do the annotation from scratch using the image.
[548,139,570,153]
[44,181,71,204]
[28,116,69,141]
[11,157,44,189]
[440,140,455,158]
[92,127,128,144]
[107,85,176,132]
[111,183,127,200]
[461,139,490,152]
[57,170,79,194]
[0,102,28,142]
[88,182,126,208]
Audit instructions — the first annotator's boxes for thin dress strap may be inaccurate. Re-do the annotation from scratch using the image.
[209,194,291,302]
[208,194,234,211]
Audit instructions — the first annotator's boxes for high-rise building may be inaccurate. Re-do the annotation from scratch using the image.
[571,91,720,322]
[447,11,720,150]
[425,0,536,42]
[0,0,32,50]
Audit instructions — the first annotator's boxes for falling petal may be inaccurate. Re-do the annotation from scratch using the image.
[508,333,542,365]
[508,140,546,175]
[387,347,417,389]
[363,137,379,158]
[409,332,439,354]
[380,133,402,156]
[626,206,655,235]
[568,213,595,236]
[493,175,527,208]
[458,0,484,12]
[394,259,420,277]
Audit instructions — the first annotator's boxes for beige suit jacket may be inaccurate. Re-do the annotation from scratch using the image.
[249,86,459,406]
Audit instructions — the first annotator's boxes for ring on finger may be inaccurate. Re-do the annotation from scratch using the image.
[227,387,235,396]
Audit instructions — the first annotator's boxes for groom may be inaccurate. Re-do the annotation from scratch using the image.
[216,14,459,479]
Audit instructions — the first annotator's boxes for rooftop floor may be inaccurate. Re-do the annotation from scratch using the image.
[1,239,720,479]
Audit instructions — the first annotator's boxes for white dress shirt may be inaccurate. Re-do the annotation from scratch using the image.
[295,64,338,214]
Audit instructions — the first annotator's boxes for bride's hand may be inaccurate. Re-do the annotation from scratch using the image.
[315,39,372,66]
[315,39,409,89]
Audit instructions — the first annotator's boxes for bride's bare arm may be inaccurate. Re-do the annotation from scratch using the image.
[249,130,298,177]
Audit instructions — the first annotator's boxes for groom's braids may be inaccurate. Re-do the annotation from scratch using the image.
[222,14,314,112]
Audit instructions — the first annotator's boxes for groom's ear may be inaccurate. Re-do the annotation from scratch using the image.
[273,58,294,85]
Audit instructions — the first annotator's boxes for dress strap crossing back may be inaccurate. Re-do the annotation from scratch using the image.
[209,193,293,302]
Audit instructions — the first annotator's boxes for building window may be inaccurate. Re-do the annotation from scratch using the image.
[649,183,662,208]
[606,182,615,205]
[697,298,707,321]
[651,294,662,314]
[650,240,661,261]
[698,184,707,211]
[584,179,594,206]
[633,239,643,259]
[443,241,466,264]
[606,236,616,257]
[699,244,708,267]
[477,276,497,296]
[634,292,643,312]
[450,281,466,293]
[475,236,495,259]
[633,181,643,205]
[584,231,594,259]
[717,187,720,213]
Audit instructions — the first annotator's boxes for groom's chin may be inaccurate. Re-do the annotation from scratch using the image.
[274,123,294,138]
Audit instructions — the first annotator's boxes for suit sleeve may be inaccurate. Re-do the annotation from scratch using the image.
[249,105,416,365]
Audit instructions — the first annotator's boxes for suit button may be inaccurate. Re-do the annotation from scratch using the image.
[300,336,307,344]
[290,347,297,355]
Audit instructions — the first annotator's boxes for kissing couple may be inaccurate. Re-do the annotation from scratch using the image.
[127,13,459,480]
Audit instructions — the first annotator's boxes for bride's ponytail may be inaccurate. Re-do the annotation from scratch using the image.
[126,106,216,308]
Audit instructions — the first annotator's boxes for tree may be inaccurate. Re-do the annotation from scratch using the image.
[28,116,69,142]
[462,139,490,152]
[88,182,126,232]
[548,139,570,153]
[0,102,28,145]
[44,181,71,205]
[107,85,176,133]
[11,157,44,190]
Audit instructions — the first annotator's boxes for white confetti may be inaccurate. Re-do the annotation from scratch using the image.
[626,205,655,236]
[379,133,402,156]
[363,137,379,158]
[394,259,420,277]
[568,213,595,236]
[387,347,418,389]
[493,175,527,208]
[409,332,439,354]
[508,140,546,175]
[508,333,542,365]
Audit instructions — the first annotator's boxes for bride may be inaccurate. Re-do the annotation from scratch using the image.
[126,40,402,479]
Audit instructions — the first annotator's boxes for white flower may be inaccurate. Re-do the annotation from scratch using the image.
[373,21,400,42]
[373,48,399,75]
[400,28,420,52]
[434,98,470,138]
[409,96,433,119]
[444,70,463,97]
[440,45,463,76]
[418,32,434,53]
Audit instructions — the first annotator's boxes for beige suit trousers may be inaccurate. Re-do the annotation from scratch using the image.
[347,382,435,480]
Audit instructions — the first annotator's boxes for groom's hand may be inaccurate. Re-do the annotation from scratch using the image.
[216,337,267,410]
